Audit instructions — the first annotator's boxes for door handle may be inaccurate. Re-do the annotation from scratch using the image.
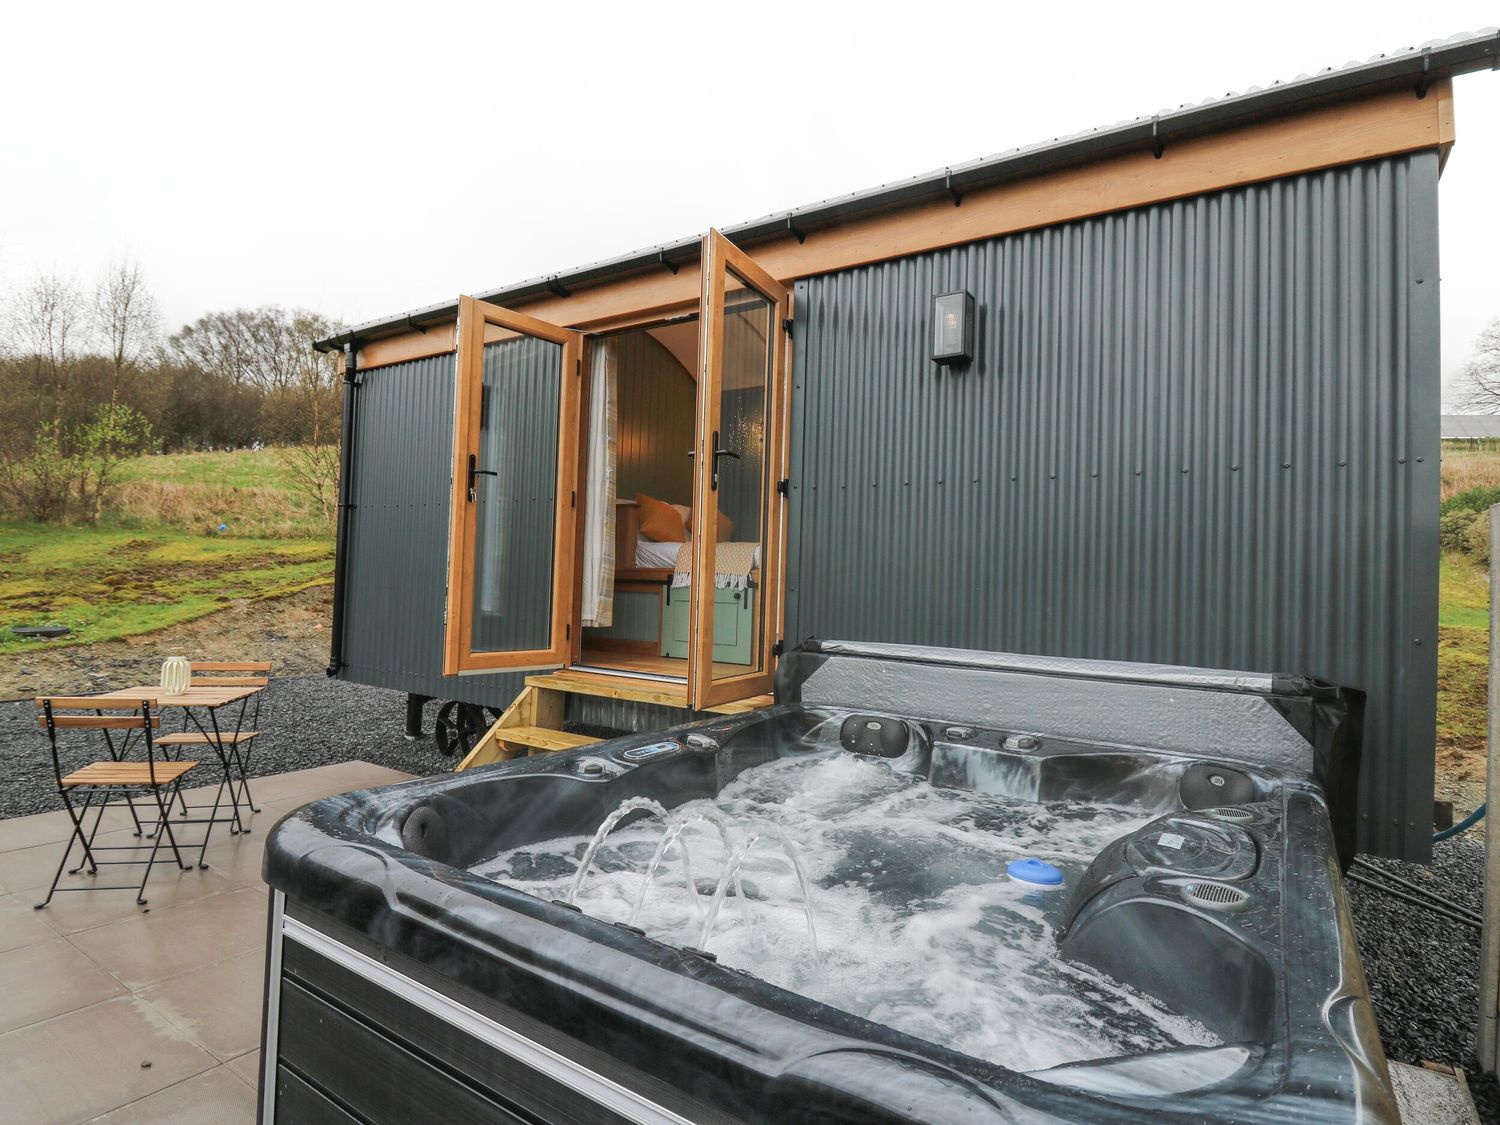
[466,453,497,502]
[710,430,739,491]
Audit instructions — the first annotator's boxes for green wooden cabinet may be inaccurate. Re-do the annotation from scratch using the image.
[661,584,754,665]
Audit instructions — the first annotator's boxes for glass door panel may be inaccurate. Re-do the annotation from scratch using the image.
[443,296,581,675]
[689,230,789,708]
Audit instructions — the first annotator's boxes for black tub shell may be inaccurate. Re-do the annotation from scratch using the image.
[260,641,1393,1123]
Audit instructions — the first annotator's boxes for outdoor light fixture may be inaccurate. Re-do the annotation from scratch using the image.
[932,290,975,366]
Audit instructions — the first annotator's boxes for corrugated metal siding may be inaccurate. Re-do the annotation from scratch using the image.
[339,353,523,708]
[472,337,561,652]
[785,153,1441,860]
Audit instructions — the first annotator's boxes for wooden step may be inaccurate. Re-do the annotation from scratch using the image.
[496,726,601,753]
[525,670,773,715]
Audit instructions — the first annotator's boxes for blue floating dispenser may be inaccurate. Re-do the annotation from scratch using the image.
[1007,857,1064,887]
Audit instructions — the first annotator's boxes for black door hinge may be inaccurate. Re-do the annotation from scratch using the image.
[565,624,571,640]
[772,639,784,657]
[776,478,790,496]
[576,357,582,376]
[571,490,576,508]
[782,317,793,338]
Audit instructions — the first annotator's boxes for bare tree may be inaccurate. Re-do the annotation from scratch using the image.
[169,306,339,393]
[1456,318,1500,414]
[87,261,160,520]
[93,259,160,395]
[6,273,84,438]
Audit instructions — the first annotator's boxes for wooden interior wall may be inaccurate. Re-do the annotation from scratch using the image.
[615,331,695,506]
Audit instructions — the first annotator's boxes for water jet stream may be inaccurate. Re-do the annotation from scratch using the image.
[565,797,670,906]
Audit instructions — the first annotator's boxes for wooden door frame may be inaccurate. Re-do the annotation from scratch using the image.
[688,229,791,709]
[443,295,583,676]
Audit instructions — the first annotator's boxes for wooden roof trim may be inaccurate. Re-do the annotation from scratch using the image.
[355,81,1452,373]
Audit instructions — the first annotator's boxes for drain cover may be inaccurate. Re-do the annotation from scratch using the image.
[1181,881,1251,912]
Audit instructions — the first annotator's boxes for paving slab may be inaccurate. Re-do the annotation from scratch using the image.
[0,890,58,953]
[84,1063,256,1124]
[0,994,216,1124]
[67,885,267,990]
[140,949,266,1061]
[0,937,128,1033]
[0,762,414,1121]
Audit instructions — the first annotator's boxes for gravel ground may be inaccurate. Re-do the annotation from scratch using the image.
[0,676,456,819]
[1350,837,1498,1122]
[3,673,1496,1118]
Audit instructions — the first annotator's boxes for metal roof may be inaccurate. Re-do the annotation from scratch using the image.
[1441,414,1500,439]
[315,28,1499,353]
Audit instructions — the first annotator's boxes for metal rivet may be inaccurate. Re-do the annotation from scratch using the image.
[1416,457,1424,463]
[1398,458,1406,464]
[1231,465,1239,471]
[1282,462,1291,469]
[1339,460,1347,467]
[1414,638,1422,646]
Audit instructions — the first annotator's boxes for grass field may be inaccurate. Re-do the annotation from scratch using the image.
[2,448,335,656]
[0,524,333,656]
[112,447,332,539]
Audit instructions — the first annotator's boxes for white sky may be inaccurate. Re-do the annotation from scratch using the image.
[2,2,1495,403]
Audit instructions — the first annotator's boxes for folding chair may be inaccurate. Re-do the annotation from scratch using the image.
[157,661,270,820]
[34,698,198,910]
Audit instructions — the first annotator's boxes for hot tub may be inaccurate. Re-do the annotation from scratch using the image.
[259,641,1395,1123]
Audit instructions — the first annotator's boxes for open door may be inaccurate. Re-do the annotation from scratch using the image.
[443,296,582,675]
[688,230,791,708]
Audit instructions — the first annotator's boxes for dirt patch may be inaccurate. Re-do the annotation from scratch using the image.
[2,584,334,700]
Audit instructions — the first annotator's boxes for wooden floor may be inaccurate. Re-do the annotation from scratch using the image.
[577,649,755,681]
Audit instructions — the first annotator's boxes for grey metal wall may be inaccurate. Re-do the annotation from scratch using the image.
[339,353,524,708]
[785,153,1441,860]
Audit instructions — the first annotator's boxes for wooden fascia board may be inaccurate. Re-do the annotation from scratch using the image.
[351,81,1453,374]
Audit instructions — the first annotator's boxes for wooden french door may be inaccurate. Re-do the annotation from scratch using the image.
[442,295,582,675]
[688,230,791,709]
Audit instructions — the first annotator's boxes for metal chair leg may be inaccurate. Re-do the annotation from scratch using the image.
[154,782,191,871]
[35,790,93,908]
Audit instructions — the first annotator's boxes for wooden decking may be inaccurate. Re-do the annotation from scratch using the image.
[455,669,773,772]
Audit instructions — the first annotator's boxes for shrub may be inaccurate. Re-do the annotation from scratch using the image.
[1441,508,1480,552]
[1441,484,1500,518]
[1467,510,1492,565]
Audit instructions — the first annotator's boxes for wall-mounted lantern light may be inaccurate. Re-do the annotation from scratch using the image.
[932,290,975,366]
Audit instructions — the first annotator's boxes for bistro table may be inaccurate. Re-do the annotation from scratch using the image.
[78,684,263,867]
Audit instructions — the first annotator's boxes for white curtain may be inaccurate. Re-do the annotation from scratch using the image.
[580,338,618,627]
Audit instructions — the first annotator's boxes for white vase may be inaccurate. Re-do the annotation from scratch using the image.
[161,656,191,695]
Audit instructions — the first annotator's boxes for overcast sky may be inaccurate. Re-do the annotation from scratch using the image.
[2,2,1495,402]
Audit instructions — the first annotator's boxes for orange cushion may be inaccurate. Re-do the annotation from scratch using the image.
[635,493,686,542]
[685,507,735,539]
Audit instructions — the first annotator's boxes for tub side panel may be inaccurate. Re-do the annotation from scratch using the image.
[785,153,1440,860]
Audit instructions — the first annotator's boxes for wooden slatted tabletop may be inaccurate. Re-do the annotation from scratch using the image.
[76,685,261,709]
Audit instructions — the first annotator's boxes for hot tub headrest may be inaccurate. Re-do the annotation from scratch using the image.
[776,639,1363,864]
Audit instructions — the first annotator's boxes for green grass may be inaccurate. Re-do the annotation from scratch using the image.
[1439,552,1490,630]
[2,447,336,653]
[1436,551,1489,760]
[0,522,333,655]
[115,448,304,491]
[110,446,333,539]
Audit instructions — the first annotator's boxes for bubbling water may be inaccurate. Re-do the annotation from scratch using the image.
[473,751,1219,1073]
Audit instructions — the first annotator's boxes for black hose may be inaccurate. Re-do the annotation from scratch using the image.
[1349,856,1484,925]
[1345,869,1481,929]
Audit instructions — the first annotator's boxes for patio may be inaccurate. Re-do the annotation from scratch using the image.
[0,760,413,1124]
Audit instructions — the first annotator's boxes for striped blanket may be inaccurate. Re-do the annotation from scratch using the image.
[671,540,760,589]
